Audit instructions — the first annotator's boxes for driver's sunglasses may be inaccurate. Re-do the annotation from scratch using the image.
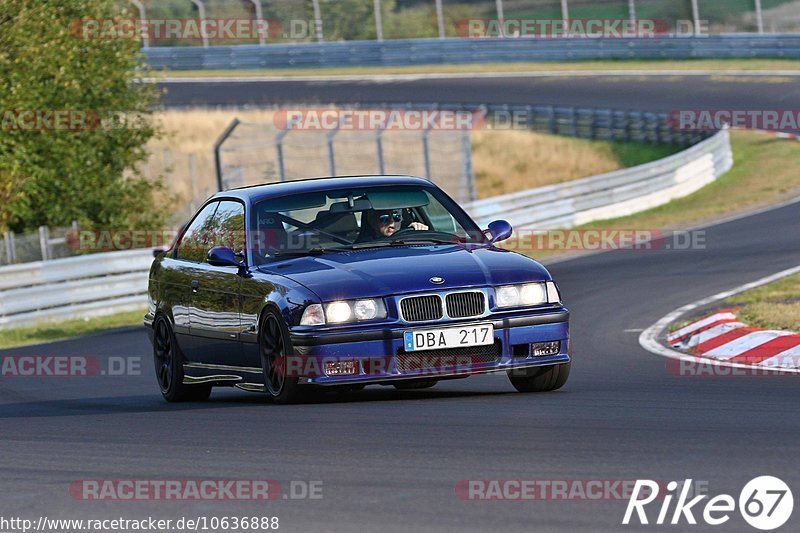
[378,211,403,225]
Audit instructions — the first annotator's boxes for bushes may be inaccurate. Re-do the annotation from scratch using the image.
[0,0,169,233]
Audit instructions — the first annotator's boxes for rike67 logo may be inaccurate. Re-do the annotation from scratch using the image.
[623,477,793,530]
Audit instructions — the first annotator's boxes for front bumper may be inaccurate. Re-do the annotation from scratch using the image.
[287,308,570,385]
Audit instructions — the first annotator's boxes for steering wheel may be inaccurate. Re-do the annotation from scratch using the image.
[389,227,422,239]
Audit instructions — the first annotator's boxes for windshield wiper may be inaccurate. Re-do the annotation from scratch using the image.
[269,247,341,258]
[349,238,460,250]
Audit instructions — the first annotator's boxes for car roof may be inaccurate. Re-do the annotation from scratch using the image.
[212,175,436,203]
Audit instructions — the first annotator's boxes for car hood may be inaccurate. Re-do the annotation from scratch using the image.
[258,245,552,301]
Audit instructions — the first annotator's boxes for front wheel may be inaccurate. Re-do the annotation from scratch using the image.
[260,309,305,404]
[153,316,212,402]
[507,362,570,393]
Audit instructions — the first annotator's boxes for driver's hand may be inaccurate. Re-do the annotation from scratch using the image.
[410,222,429,231]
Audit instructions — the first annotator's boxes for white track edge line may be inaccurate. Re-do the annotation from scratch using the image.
[639,265,800,373]
[147,70,800,84]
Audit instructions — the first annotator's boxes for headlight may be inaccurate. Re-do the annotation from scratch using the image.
[327,299,386,323]
[496,282,560,308]
[301,299,387,326]
[300,304,325,325]
[326,301,352,323]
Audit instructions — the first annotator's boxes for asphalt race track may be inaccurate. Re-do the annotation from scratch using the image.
[158,73,800,115]
[2,199,799,532]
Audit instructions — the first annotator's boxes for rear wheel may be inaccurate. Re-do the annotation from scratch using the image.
[260,309,305,404]
[153,316,212,402]
[507,362,570,393]
[393,379,438,390]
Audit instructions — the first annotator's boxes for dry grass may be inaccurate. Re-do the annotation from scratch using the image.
[146,109,279,219]
[726,273,800,331]
[148,108,675,220]
[472,130,676,197]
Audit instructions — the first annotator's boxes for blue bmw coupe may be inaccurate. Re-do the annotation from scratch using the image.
[145,176,570,403]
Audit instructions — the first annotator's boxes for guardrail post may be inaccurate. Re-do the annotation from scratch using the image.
[560,0,570,23]
[374,0,384,41]
[569,107,578,137]
[190,0,210,47]
[275,129,289,182]
[312,0,324,41]
[462,129,476,203]
[247,0,267,45]
[39,226,50,261]
[422,129,432,179]
[495,0,504,23]
[755,0,764,34]
[130,0,149,48]
[375,129,386,174]
[3,231,15,264]
[326,128,338,176]
[213,118,241,191]
[435,0,445,39]
[624,112,632,142]
[547,106,556,133]
[189,154,198,212]
[628,0,636,25]
[690,0,701,36]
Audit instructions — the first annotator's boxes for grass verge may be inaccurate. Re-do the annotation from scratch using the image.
[148,59,800,79]
[725,274,800,331]
[527,131,800,262]
[578,131,800,231]
[0,309,146,350]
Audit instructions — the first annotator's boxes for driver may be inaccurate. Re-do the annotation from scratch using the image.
[365,208,428,238]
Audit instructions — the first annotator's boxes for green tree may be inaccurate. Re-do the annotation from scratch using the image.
[0,0,168,233]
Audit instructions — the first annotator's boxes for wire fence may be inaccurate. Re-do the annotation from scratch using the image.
[213,103,705,209]
[128,0,800,47]
[0,223,79,266]
[218,120,476,203]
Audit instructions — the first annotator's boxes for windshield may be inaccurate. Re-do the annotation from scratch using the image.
[250,184,483,263]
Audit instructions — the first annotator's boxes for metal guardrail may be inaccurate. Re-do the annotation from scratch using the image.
[0,130,732,330]
[464,129,732,229]
[144,34,800,70]
[0,249,153,329]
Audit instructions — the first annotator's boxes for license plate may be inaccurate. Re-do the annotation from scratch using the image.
[403,324,494,352]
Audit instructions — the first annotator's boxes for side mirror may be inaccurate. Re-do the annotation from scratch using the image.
[207,246,240,267]
[152,248,165,258]
[486,220,513,244]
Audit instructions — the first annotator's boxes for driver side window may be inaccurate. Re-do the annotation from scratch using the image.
[176,202,219,263]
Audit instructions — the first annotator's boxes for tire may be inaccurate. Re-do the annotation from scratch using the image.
[507,361,570,393]
[260,308,305,404]
[152,315,212,402]
[393,379,438,390]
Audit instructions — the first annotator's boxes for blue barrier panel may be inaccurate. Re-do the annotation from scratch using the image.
[144,35,800,70]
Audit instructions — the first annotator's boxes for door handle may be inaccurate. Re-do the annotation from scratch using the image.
[190,280,199,292]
